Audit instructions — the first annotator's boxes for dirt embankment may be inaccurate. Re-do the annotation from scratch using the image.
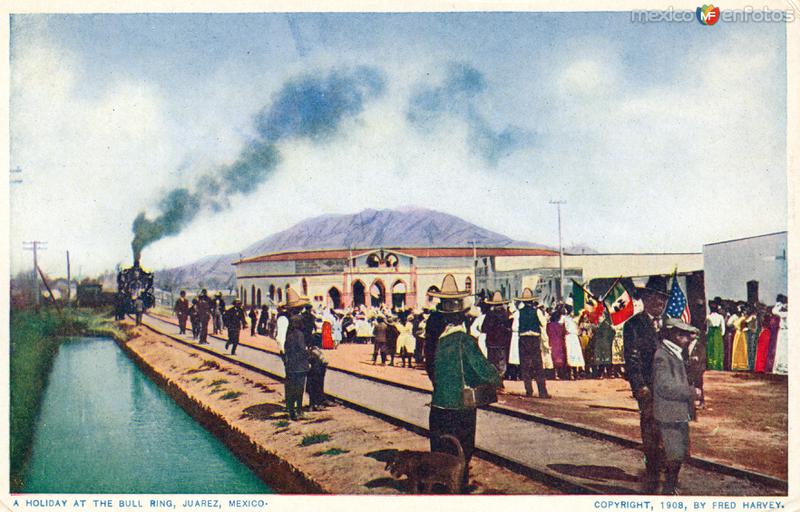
[120,324,557,494]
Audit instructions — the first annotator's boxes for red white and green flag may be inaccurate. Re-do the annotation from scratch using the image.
[604,280,634,326]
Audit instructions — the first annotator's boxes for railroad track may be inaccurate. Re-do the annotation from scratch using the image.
[137,313,787,496]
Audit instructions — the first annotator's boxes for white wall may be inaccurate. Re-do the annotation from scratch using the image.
[703,232,787,303]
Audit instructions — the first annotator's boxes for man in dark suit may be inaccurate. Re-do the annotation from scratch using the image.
[174,290,190,334]
[195,289,213,345]
[623,277,668,491]
[224,299,248,355]
[653,318,701,495]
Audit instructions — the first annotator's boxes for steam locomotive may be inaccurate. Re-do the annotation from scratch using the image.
[116,260,155,314]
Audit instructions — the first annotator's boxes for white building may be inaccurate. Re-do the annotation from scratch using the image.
[703,231,788,304]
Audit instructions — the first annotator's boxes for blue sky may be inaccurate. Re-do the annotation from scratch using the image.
[9,11,788,275]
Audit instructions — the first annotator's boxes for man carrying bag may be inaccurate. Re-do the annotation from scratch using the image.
[428,274,501,492]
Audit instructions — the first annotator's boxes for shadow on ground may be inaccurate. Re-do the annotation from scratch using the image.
[240,402,285,420]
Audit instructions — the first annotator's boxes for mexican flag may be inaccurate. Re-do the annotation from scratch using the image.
[572,280,585,312]
[604,281,634,326]
[586,296,605,325]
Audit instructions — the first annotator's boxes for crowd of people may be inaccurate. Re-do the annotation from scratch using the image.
[706,295,789,375]
[170,277,788,495]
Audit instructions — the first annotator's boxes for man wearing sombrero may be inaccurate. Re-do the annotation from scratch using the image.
[481,291,512,388]
[282,287,312,420]
[428,274,501,491]
[515,288,550,399]
[623,276,669,491]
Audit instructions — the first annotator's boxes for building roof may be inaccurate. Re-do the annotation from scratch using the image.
[234,246,559,265]
[703,230,787,248]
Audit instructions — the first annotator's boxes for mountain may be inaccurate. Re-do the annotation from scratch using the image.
[155,207,549,291]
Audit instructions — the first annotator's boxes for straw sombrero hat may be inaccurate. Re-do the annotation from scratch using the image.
[484,291,508,305]
[283,287,310,309]
[514,287,536,302]
[427,274,470,299]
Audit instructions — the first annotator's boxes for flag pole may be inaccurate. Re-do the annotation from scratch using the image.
[601,277,622,303]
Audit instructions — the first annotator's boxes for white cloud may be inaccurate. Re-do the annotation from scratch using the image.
[9,19,786,277]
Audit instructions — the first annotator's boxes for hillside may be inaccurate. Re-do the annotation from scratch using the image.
[155,207,550,291]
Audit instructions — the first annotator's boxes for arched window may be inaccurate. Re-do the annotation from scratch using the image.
[370,280,386,307]
[269,284,275,300]
[353,280,366,307]
[302,278,308,296]
[276,287,283,303]
[328,287,341,309]
[465,276,472,293]
[251,285,255,306]
[257,288,262,306]
[366,253,381,268]
[391,280,407,309]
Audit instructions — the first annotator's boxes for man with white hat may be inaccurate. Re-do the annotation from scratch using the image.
[653,317,701,494]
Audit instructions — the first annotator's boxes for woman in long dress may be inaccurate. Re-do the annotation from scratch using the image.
[332,314,343,348]
[507,305,521,380]
[546,311,568,380]
[772,298,788,375]
[591,315,614,378]
[723,307,739,371]
[562,308,585,379]
[395,315,416,368]
[754,311,774,373]
[538,307,554,375]
[705,303,725,370]
[745,310,760,371]
[321,309,335,350]
[730,309,750,371]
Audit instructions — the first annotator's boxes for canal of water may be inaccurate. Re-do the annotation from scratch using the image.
[23,337,272,493]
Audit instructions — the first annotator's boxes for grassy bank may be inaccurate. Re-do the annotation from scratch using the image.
[9,308,130,491]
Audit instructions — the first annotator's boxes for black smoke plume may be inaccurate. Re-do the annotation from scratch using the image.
[130,66,386,261]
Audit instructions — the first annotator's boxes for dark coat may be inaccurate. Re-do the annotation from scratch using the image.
[284,326,310,375]
[224,305,247,330]
[623,312,662,394]
[591,318,614,365]
[386,323,399,352]
[424,311,448,380]
[482,308,512,350]
[196,296,212,321]
[653,343,694,423]
[373,322,387,344]
[174,297,189,316]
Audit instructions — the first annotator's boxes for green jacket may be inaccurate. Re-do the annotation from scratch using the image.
[432,327,502,410]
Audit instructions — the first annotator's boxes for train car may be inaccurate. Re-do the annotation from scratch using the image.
[116,260,155,314]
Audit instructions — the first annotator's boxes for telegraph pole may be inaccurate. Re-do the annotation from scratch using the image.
[549,200,566,301]
[23,241,47,310]
[66,250,71,304]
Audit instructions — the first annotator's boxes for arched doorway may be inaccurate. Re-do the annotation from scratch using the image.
[257,288,262,306]
[276,287,283,303]
[269,284,275,301]
[328,287,341,309]
[251,285,256,306]
[392,280,407,309]
[370,280,385,308]
[302,278,308,296]
[352,281,365,307]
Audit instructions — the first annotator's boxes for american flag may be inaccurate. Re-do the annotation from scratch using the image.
[665,273,691,324]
